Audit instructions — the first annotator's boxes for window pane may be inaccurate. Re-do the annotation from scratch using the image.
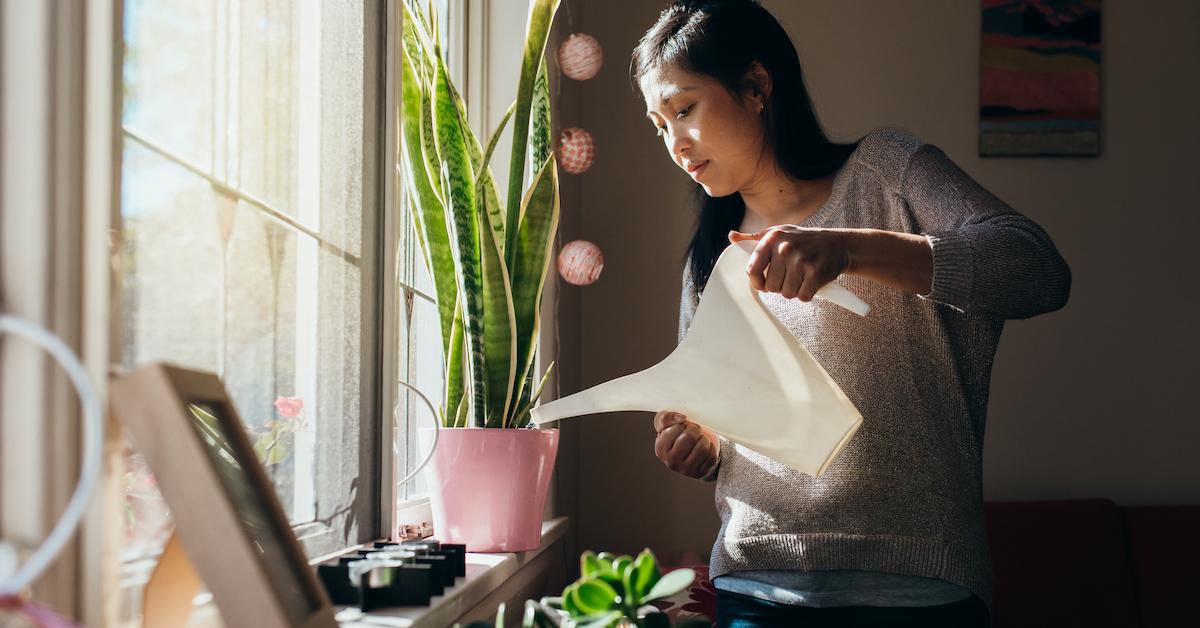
[237,0,299,216]
[118,0,368,569]
[123,0,214,170]
[399,290,445,498]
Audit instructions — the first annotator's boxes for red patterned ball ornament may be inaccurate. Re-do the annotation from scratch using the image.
[557,240,604,286]
[558,127,595,175]
[557,33,603,81]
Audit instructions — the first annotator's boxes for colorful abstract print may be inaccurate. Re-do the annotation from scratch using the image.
[980,0,1101,156]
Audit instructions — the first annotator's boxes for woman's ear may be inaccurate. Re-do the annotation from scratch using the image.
[742,61,772,109]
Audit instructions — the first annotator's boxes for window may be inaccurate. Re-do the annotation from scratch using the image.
[116,0,390,603]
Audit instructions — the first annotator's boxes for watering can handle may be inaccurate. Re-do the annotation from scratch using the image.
[816,281,870,317]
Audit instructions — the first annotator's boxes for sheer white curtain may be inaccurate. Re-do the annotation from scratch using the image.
[0,0,121,625]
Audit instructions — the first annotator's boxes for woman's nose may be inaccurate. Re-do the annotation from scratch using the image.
[669,131,691,161]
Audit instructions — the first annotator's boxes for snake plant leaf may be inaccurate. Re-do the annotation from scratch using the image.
[401,50,456,361]
[476,181,518,428]
[452,389,468,428]
[446,297,465,426]
[504,0,560,262]
[400,3,434,86]
[447,78,506,249]
[507,154,559,424]
[440,76,520,428]
[641,568,695,604]
[419,77,445,204]
[433,54,487,428]
[401,3,444,205]
[406,0,434,42]
[477,101,517,243]
[510,361,554,427]
[531,57,553,167]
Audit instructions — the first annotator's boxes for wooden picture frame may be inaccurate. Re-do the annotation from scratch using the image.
[110,363,337,628]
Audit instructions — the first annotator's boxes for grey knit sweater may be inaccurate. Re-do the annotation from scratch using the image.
[678,128,1071,610]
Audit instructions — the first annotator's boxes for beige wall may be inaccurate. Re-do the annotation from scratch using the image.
[549,0,1200,565]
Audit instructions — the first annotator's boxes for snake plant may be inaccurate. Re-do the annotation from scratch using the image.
[400,0,560,428]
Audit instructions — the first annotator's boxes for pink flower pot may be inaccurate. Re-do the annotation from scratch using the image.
[418,427,559,552]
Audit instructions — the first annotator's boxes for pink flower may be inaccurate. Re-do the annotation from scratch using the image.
[274,396,304,419]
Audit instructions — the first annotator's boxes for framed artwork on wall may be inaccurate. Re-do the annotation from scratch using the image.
[980,0,1102,156]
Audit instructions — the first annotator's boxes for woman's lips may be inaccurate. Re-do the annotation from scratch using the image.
[688,161,708,178]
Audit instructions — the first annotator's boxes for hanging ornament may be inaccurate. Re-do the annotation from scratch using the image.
[558,240,604,286]
[557,33,604,81]
[558,127,595,175]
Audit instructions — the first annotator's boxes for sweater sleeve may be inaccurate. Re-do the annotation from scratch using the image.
[902,144,1072,319]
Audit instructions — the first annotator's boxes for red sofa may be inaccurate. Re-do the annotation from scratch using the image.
[985,499,1200,628]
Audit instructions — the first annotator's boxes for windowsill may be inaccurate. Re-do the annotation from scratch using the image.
[334,517,569,627]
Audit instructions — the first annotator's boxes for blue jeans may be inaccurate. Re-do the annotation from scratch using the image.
[716,589,990,628]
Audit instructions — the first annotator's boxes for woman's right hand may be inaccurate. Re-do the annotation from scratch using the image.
[653,411,720,479]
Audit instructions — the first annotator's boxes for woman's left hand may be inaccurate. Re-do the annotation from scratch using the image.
[728,226,851,301]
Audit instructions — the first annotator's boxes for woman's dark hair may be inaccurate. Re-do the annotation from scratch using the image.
[631,0,859,292]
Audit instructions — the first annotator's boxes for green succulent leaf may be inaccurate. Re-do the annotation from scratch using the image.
[561,584,582,617]
[581,551,602,578]
[612,556,632,581]
[621,562,640,609]
[641,568,695,604]
[570,578,619,616]
[631,549,660,596]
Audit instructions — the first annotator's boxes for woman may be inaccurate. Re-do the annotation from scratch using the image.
[633,1,1071,626]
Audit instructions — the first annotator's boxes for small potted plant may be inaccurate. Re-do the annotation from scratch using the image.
[400,0,562,552]
[460,549,710,628]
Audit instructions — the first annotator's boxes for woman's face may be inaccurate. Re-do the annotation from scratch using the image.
[641,63,767,197]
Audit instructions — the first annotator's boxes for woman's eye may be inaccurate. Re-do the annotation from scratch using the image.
[676,106,692,119]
